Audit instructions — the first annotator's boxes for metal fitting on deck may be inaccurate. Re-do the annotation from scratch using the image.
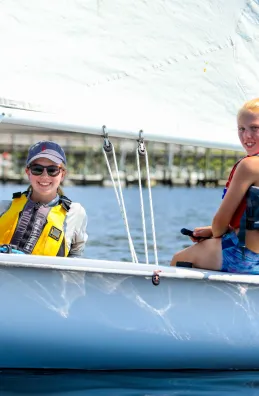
[152,270,161,286]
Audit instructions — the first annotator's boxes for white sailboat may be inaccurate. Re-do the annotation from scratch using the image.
[0,0,259,370]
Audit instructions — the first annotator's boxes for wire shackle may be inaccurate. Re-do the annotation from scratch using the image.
[137,130,146,156]
[102,125,113,153]
[0,113,5,123]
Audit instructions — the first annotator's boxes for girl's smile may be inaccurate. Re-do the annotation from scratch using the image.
[238,110,259,155]
[25,158,65,203]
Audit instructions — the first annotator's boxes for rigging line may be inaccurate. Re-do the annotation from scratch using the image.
[136,148,149,265]
[102,146,138,264]
[145,150,158,266]
[110,145,138,263]
[102,147,137,263]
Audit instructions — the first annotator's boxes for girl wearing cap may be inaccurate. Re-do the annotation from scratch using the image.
[171,98,259,274]
[0,141,87,257]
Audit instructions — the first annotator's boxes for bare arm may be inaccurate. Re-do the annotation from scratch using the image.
[192,225,213,240]
[212,157,259,238]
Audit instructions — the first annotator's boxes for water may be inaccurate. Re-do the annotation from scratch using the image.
[1,370,259,395]
[1,184,258,395]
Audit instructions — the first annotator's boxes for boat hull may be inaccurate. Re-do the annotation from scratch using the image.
[0,255,259,370]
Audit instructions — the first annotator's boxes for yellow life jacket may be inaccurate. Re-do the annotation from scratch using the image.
[0,193,71,256]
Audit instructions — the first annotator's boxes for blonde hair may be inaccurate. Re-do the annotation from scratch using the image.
[238,98,259,118]
[58,186,65,196]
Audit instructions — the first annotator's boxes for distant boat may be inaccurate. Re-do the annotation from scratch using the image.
[0,0,258,370]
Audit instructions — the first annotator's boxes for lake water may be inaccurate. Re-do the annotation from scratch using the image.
[1,184,258,395]
[1,369,259,395]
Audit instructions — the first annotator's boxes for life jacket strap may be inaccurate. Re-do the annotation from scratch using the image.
[12,192,22,199]
[57,237,66,256]
[12,191,29,199]
[59,195,72,212]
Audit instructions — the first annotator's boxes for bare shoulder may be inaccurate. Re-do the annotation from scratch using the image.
[236,156,259,174]
[233,157,259,188]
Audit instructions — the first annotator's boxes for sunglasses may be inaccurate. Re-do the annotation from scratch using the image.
[28,164,63,177]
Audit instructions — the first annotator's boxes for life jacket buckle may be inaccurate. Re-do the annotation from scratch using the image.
[0,244,24,254]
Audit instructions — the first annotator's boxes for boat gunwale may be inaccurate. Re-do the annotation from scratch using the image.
[0,254,259,285]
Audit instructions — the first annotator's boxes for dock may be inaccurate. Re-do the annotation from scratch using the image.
[0,131,243,187]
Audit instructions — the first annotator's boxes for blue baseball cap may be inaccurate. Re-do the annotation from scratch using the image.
[26,141,67,166]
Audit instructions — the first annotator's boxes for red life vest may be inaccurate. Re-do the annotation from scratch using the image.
[223,154,259,229]
[224,158,246,228]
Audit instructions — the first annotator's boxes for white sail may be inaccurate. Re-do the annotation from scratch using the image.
[0,0,258,149]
